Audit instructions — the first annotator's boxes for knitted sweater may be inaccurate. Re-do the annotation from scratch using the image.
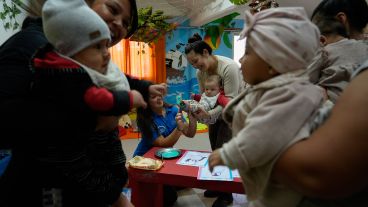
[221,71,324,207]
[308,38,368,103]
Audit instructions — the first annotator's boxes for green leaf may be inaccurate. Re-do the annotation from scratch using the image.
[223,32,232,49]
[5,22,10,29]
[205,26,220,47]
[1,0,22,30]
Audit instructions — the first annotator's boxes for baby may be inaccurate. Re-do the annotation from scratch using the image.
[308,12,368,103]
[208,7,325,207]
[30,0,147,204]
[180,74,229,124]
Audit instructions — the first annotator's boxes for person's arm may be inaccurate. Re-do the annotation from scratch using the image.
[217,94,230,107]
[176,110,197,138]
[273,69,368,199]
[153,130,182,148]
[194,104,222,120]
[83,86,132,115]
[127,76,167,100]
[222,63,241,99]
[126,75,152,99]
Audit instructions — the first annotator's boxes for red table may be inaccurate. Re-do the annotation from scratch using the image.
[128,147,245,207]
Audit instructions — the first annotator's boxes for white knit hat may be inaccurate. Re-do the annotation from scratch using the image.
[42,0,111,57]
[239,7,320,73]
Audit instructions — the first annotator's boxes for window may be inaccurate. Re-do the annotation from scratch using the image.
[233,34,246,67]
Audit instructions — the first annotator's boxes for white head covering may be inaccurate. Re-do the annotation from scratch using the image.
[239,7,320,74]
[42,0,111,57]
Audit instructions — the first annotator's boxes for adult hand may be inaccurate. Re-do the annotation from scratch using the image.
[130,90,147,109]
[193,107,210,120]
[149,83,167,96]
[208,149,224,172]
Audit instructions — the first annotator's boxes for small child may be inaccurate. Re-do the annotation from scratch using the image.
[30,0,147,205]
[208,7,325,207]
[308,13,368,103]
[180,74,229,124]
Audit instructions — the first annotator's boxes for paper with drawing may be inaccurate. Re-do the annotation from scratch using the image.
[176,151,210,167]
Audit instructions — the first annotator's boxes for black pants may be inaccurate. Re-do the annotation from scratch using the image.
[208,118,232,150]
[163,185,178,207]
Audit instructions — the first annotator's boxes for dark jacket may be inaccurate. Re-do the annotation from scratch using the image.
[0,17,150,206]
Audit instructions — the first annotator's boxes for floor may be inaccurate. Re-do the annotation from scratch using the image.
[121,132,248,207]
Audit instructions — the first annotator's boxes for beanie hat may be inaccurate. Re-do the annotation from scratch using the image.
[239,7,320,74]
[42,0,111,57]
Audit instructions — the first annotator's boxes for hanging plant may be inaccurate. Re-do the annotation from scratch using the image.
[130,6,177,45]
[229,0,248,5]
[0,0,23,30]
[248,0,279,14]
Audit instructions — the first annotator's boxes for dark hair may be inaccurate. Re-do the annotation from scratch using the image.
[311,0,368,34]
[136,102,173,140]
[184,33,213,55]
[127,0,138,37]
[313,16,348,38]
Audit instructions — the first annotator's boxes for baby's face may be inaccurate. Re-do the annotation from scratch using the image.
[239,44,273,85]
[72,39,111,74]
[204,81,220,97]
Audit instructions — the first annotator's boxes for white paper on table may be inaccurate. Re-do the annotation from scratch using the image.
[176,151,210,167]
[232,169,240,178]
[197,163,233,181]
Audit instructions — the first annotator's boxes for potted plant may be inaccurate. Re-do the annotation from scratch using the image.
[130,6,177,45]
[0,0,23,30]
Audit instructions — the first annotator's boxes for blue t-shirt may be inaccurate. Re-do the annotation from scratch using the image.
[133,106,181,156]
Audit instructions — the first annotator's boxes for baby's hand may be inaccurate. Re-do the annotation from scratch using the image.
[208,149,224,172]
[130,90,147,109]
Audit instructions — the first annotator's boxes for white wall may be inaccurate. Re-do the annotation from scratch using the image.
[0,0,27,45]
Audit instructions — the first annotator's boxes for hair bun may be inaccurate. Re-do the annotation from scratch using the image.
[188,33,202,43]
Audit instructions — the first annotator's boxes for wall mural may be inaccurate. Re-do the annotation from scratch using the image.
[164,15,242,106]
[203,12,240,50]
